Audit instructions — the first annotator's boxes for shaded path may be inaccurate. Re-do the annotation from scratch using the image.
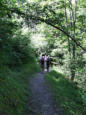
[29,73,58,115]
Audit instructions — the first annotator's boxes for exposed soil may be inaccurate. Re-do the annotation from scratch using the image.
[29,72,63,115]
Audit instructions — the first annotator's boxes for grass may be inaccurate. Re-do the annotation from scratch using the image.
[45,70,86,115]
[0,61,40,115]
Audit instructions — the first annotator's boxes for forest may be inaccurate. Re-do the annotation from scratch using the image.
[0,0,86,115]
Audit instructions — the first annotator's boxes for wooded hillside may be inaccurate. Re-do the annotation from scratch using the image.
[0,0,86,115]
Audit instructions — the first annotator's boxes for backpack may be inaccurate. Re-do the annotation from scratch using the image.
[47,57,50,65]
[41,57,44,64]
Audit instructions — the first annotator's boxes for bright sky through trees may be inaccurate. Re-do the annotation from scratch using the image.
[0,0,86,114]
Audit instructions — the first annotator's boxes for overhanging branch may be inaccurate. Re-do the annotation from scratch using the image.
[35,17,86,51]
[11,8,86,52]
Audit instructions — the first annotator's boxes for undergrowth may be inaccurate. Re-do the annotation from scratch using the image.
[45,70,86,115]
[0,61,40,115]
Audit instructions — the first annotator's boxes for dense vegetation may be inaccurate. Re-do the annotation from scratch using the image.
[0,0,86,114]
[46,71,86,115]
[0,0,40,114]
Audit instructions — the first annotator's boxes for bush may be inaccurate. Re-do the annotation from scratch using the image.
[45,71,85,115]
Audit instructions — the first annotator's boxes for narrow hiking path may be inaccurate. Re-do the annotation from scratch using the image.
[29,72,62,115]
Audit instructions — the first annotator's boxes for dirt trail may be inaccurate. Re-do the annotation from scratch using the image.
[29,72,62,115]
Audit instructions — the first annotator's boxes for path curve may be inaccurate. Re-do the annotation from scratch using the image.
[29,72,57,115]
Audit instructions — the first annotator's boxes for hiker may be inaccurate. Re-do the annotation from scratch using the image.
[44,54,50,72]
[40,54,45,72]
[44,54,47,71]
[46,55,50,72]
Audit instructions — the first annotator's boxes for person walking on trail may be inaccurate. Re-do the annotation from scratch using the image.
[44,54,47,71]
[40,54,45,72]
[44,54,50,72]
[46,55,50,72]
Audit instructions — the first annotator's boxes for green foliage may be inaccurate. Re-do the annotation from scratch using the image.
[0,17,35,66]
[45,71,86,115]
[0,67,25,115]
[0,1,40,114]
[0,0,86,114]
[0,61,40,115]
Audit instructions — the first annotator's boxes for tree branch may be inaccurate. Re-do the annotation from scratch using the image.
[11,8,86,52]
[36,17,86,51]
